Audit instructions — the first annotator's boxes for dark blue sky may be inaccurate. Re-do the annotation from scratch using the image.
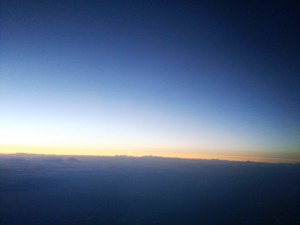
[1,0,299,161]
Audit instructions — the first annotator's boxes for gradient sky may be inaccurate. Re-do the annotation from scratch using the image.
[1,0,299,162]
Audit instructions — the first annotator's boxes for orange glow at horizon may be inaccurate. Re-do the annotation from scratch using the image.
[0,144,298,163]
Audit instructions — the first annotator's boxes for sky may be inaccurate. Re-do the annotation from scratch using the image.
[1,0,299,162]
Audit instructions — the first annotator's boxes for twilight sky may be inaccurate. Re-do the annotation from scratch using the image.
[1,0,299,162]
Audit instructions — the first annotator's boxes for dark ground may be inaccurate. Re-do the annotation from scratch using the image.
[0,154,299,225]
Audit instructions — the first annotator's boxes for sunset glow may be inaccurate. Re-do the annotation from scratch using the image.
[1,0,299,163]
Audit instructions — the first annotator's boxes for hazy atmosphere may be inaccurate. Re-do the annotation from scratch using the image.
[1,1,300,224]
[1,0,299,162]
[1,154,299,225]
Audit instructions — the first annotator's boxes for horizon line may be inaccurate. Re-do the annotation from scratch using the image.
[0,152,299,164]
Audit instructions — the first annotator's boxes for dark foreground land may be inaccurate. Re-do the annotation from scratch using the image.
[0,154,299,225]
